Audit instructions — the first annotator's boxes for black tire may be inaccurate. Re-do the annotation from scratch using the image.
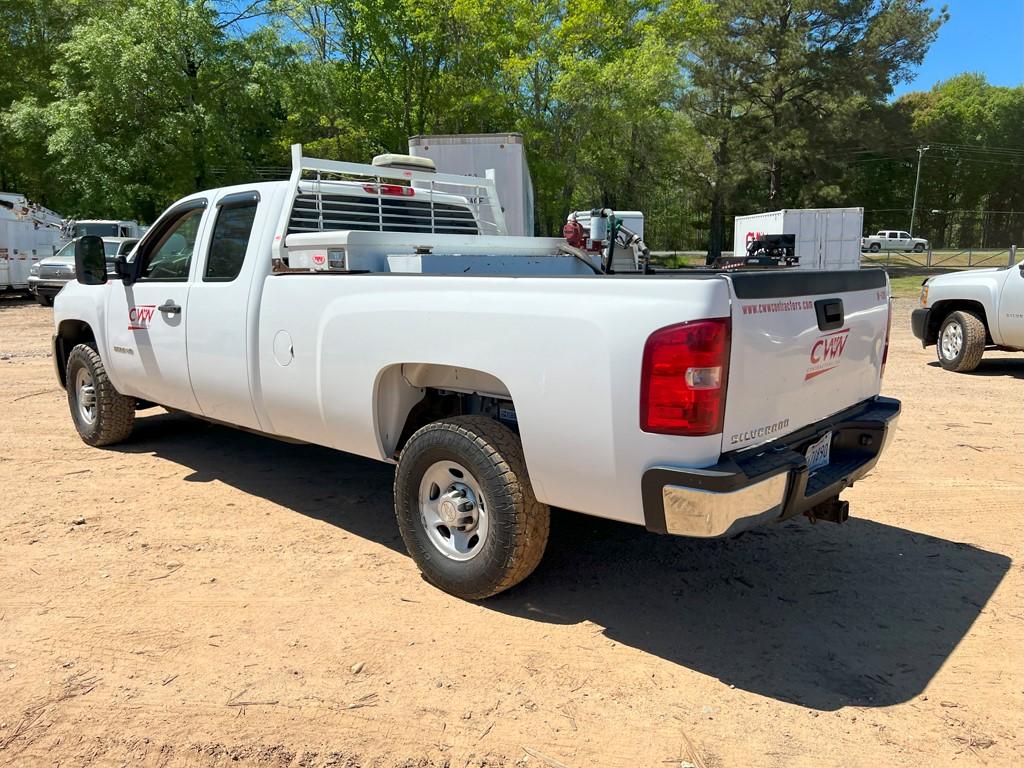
[66,344,135,446]
[394,416,550,600]
[936,310,986,373]
[35,293,52,307]
[869,243,881,253]
[913,243,925,253]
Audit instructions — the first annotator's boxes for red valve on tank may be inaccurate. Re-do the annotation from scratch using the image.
[563,219,586,249]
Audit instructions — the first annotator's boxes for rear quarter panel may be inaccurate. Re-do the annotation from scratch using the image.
[256,274,732,525]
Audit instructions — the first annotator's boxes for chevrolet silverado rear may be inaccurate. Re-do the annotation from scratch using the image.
[641,270,899,539]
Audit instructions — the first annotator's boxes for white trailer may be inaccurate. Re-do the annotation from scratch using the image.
[408,133,535,237]
[0,193,68,291]
[733,208,864,271]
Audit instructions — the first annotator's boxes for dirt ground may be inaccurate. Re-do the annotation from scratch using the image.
[1,296,1021,768]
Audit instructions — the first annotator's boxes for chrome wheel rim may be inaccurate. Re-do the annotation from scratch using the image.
[418,461,489,561]
[75,367,97,425]
[940,321,963,360]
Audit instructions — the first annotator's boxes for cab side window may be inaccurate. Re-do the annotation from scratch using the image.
[139,208,204,281]
[204,200,258,282]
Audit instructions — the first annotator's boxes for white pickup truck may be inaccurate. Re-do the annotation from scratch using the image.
[53,146,900,599]
[912,261,1024,371]
[861,230,929,253]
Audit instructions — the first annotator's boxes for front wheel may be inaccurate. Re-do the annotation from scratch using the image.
[66,344,135,446]
[394,416,550,600]
[937,310,986,372]
[913,243,925,253]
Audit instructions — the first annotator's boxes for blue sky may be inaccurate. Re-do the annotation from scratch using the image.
[892,1,1024,97]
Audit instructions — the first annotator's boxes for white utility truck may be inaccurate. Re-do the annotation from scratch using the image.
[912,260,1024,371]
[69,219,147,239]
[53,146,900,599]
[1,193,68,292]
[731,208,864,270]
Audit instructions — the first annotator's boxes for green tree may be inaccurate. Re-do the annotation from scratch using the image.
[686,0,946,257]
[0,0,83,198]
[5,0,287,219]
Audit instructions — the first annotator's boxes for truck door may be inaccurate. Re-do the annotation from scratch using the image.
[104,200,207,412]
[997,264,1024,348]
[185,190,262,430]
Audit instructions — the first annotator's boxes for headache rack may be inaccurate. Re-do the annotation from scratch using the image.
[272,144,507,266]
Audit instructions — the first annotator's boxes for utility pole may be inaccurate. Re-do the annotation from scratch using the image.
[910,145,929,236]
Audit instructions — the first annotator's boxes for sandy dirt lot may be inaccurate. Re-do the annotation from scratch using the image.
[1,296,1021,767]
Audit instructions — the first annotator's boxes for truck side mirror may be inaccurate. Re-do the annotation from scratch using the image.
[74,236,108,286]
[114,254,131,282]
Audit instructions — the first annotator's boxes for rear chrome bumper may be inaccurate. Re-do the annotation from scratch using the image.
[642,397,901,538]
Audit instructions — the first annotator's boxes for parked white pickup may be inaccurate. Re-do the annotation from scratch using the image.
[862,230,929,253]
[52,146,900,599]
[912,260,1024,371]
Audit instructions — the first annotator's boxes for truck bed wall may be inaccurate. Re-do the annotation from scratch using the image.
[254,273,731,526]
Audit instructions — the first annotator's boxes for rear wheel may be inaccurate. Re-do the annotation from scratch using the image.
[35,293,52,307]
[394,416,550,600]
[66,344,135,446]
[869,243,881,253]
[937,310,986,372]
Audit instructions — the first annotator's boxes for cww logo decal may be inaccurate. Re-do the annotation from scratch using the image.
[128,304,157,331]
[805,328,849,381]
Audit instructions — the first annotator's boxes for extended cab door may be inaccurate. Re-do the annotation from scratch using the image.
[184,190,262,430]
[105,200,207,412]
[997,263,1024,348]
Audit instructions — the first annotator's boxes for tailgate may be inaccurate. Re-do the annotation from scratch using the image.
[722,270,889,451]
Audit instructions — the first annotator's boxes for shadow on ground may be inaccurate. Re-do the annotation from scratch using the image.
[120,411,1011,711]
[0,295,36,310]
[927,358,1024,379]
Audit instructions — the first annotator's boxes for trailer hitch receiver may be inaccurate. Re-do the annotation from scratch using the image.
[803,497,850,525]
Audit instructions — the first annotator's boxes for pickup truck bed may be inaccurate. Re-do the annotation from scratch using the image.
[52,147,900,599]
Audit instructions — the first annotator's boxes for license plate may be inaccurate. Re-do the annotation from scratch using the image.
[805,431,832,473]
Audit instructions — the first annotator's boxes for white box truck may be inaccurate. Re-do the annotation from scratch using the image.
[733,208,864,271]
[408,133,534,236]
[1,193,68,292]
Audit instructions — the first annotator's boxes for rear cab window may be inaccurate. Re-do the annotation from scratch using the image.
[204,192,260,282]
[288,189,479,236]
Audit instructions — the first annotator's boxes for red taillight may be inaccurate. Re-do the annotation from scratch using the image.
[363,183,415,197]
[640,318,731,436]
[881,298,893,380]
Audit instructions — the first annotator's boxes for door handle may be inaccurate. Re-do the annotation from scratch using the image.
[158,302,181,316]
